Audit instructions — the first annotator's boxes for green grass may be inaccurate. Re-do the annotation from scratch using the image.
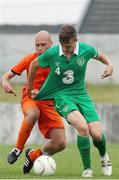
[0,144,119,179]
[87,84,119,104]
[0,84,119,103]
[0,84,23,103]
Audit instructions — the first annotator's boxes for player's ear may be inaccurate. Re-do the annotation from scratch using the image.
[50,40,53,46]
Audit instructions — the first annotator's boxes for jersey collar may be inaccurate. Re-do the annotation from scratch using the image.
[59,42,79,56]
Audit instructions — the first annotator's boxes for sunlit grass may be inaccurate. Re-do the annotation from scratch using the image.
[0,84,119,103]
[0,144,118,179]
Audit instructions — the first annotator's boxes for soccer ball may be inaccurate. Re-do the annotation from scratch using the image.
[33,155,56,176]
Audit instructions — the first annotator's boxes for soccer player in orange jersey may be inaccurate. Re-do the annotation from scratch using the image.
[1,31,66,174]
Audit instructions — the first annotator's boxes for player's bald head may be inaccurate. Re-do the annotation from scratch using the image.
[34,30,53,55]
[35,30,52,42]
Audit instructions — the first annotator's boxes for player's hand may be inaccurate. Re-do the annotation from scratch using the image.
[2,82,17,96]
[31,89,39,99]
[101,65,113,79]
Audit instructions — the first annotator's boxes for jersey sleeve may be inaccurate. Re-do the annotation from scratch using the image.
[11,55,32,75]
[37,49,51,67]
[88,45,98,59]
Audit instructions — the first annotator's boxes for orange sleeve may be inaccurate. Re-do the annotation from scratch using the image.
[11,53,37,75]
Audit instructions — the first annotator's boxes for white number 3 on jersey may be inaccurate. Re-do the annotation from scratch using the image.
[55,67,61,75]
[62,70,74,84]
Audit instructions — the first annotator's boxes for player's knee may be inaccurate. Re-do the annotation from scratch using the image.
[77,124,89,137]
[56,139,67,151]
[92,132,102,141]
[81,129,89,137]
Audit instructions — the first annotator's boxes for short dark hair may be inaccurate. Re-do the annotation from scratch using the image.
[59,25,77,44]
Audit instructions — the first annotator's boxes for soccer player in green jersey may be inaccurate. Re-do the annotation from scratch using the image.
[27,25,113,177]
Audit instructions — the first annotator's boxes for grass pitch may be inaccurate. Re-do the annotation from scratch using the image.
[0,144,119,179]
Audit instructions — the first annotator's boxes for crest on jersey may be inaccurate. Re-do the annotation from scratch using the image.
[77,57,85,66]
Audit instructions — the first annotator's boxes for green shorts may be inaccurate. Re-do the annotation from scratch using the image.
[54,95,100,123]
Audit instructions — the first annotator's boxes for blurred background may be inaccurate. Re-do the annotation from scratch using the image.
[0,0,119,144]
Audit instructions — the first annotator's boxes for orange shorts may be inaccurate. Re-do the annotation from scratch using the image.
[21,96,64,138]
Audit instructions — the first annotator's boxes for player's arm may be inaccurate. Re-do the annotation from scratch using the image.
[1,71,17,96]
[27,49,51,97]
[95,52,113,79]
[1,55,30,96]
[27,58,39,97]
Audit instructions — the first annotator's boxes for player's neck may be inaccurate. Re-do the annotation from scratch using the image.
[66,54,71,60]
[65,52,73,60]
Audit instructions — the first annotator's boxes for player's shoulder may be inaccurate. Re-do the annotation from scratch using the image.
[46,45,59,53]
[16,52,36,64]
[43,45,59,57]
[79,42,89,48]
[21,52,37,64]
[51,45,59,51]
[79,42,95,51]
[25,52,37,60]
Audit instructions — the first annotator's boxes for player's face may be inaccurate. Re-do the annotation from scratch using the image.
[61,37,77,55]
[35,38,52,55]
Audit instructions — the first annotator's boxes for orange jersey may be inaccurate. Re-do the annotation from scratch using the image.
[11,52,50,98]
[12,52,64,138]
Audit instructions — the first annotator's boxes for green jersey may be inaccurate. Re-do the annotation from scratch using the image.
[34,42,98,100]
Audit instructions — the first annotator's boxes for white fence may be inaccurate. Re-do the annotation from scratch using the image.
[0,103,119,144]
